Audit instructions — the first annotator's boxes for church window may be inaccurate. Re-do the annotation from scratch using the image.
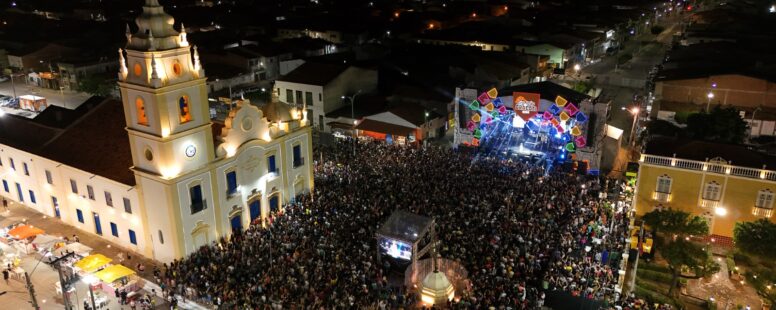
[179,95,192,123]
[136,97,148,125]
[172,61,182,76]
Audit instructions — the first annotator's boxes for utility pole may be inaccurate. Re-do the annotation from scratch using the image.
[24,272,39,310]
[50,252,76,310]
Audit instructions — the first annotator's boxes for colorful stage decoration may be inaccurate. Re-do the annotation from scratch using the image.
[487,88,498,99]
[575,111,588,123]
[574,136,587,148]
[564,103,579,116]
[460,89,591,163]
[513,92,540,121]
[555,96,568,107]
[478,92,491,105]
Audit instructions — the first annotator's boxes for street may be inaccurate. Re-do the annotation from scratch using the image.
[0,197,209,310]
[0,80,91,110]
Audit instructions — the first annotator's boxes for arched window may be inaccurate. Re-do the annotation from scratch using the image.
[135,97,148,125]
[179,95,192,123]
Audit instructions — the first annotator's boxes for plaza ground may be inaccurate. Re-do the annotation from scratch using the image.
[0,195,208,309]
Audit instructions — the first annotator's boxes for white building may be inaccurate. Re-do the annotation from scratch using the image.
[0,0,313,263]
[274,62,377,132]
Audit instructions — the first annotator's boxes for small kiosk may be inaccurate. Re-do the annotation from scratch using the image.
[73,254,112,275]
[375,210,436,284]
[93,264,140,293]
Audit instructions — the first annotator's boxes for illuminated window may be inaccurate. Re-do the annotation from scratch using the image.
[179,95,192,123]
[756,189,774,209]
[172,61,182,76]
[656,175,672,193]
[702,181,721,201]
[136,97,148,125]
[133,63,142,76]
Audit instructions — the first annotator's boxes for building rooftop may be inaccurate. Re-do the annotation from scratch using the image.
[276,62,349,86]
[376,210,434,243]
[500,81,591,105]
[645,136,776,170]
[0,98,135,186]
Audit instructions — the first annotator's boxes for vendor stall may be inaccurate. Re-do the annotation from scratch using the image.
[8,225,45,239]
[7,225,45,255]
[53,242,93,257]
[93,264,140,293]
[73,254,112,275]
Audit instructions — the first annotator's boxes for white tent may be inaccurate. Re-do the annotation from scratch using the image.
[53,242,93,257]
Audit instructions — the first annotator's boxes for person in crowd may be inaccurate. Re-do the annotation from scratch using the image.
[158,140,632,309]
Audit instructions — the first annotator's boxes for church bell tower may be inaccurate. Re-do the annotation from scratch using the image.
[118,0,217,262]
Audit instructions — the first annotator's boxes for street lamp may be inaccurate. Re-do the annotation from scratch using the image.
[623,106,640,147]
[706,92,714,112]
[573,64,581,73]
[342,90,362,156]
[424,111,430,147]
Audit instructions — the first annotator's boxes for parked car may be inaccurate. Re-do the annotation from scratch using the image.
[0,76,8,82]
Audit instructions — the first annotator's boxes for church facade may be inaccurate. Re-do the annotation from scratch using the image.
[0,0,313,263]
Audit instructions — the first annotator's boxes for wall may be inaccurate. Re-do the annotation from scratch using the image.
[656,74,776,108]
[273,82,323,130]
[521,44,565,68]
[635,161,776,237]
[0,145,147,254]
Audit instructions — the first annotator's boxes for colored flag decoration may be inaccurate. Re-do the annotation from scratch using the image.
[498,105,507,115]
[564,103,579,116]
[485,102,495,112]
[548,104,562,115]
[474,129,482,139]
[555,96,568,107]
[575,111,588,123]
[478,92,491,105]
[559,111,570,122]
[565,142,576,152]
[492,97,503,107]
[467,121,476,131]
[487,88,498,99]
[571,126,582,136]
[469,100,480,111]
[472,113,481,123]
[472,138,480,146]
[574,136,587,148]
[543,111,553,120]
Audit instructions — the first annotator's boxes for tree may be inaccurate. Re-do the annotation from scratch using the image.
[642,208,715,295]
[77,74,114,97]
[646,119,681,137]
[650,25,666,35]
[662,240,719,295]
[642,209,708,236]
[734,219,776,258]
[685,106,749,143]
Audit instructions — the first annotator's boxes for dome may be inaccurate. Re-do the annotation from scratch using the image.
[127,0,181,51]
[261,100,294,123]
[420,271,455,306]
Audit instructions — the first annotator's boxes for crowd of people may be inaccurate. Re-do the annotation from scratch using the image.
[157,140,635,309]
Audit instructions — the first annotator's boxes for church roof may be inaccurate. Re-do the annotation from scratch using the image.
[0,98,135,186]
[127,0,182,51]
[261,93,295,123]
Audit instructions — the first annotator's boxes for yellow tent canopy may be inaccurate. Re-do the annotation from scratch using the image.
[74,254,112,273]
[94,264,136,283]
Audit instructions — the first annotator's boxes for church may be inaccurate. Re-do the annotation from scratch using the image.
[0,0,313,263]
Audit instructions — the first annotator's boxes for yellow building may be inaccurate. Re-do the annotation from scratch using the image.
[634,137,776,239]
